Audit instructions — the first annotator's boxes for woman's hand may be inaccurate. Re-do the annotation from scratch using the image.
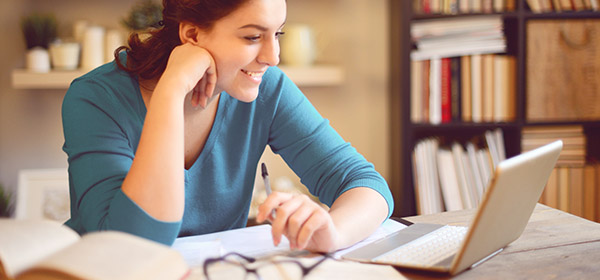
[159,43,217,108]
[256,192,340,253]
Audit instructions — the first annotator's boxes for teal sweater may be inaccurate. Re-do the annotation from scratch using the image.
[62,55,393,245]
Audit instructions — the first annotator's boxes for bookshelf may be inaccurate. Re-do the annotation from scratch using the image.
[389,0,600,217]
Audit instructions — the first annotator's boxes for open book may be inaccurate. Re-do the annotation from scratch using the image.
[0,219,189,280]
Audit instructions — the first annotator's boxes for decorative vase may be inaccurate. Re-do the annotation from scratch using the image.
[49,41,81,70]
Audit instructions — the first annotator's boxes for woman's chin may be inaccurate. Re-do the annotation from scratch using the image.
[230,89,260,103]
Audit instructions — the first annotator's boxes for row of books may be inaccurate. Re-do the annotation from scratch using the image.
[527,0,600,13]
[412,129,506,215]
[410,15,505,61]
[522,125,587,166]
[539,164,599,222]
[413,0,517,15]
[411,54,516,124]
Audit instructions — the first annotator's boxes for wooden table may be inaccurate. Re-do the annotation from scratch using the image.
[396,204,600,279]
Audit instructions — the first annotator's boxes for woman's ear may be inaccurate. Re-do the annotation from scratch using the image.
[179,22,202,45]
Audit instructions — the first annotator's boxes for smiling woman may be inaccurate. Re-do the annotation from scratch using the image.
[61,0,393,253]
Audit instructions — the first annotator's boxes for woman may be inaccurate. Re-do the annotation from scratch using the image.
[62,0,393,253]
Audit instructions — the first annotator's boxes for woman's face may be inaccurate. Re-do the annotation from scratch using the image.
[197,0,287,102]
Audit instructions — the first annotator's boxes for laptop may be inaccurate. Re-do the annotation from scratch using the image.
[342,140,563,275]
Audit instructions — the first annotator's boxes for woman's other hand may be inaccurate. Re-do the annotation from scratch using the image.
[256,192,340,253]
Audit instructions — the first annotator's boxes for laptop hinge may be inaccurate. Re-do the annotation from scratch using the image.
[470,247,503,269]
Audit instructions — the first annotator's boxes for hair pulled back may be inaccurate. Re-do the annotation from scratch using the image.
[115,0,247,80]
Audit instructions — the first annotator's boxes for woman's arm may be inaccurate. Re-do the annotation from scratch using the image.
[121,44,216,222]
[328,187,389,249]
[255,67,393,252]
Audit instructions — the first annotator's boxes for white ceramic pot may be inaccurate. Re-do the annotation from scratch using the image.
[49,42,81,70]
[26,47,51,73]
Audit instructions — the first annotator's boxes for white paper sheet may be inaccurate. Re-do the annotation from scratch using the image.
[172,219,407,267]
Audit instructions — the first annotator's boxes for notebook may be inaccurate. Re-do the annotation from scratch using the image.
[342,140,563,275]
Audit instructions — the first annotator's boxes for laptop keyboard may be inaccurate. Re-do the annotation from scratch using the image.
[373,225,468,267]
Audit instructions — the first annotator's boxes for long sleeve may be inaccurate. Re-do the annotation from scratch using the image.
[262,67,394,217]
[62,71,181,245]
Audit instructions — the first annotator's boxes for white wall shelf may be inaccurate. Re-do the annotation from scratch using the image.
[11,65,344,90]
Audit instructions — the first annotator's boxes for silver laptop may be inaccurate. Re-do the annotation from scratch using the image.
[343,140,563,275]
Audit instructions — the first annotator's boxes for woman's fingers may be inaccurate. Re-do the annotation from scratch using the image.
[270,195,303,246]
[204,56,217,99]
[285,196,315,249]
[256,191,292,223]
[296,209,329,250]
[189,53,216,108]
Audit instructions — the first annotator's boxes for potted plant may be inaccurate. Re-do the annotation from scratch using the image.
[0,183,14,218]
[21,13,57,72]
[122,0,163,31]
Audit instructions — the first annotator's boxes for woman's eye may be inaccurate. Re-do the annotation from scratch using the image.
[245,35,261,42]
[275,32,285,39]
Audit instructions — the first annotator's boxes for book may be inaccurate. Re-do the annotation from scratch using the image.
[544,168,559,208]
[493,55,506,122]
[572,0,586,10]
[459,0,470,13]
[411,60,423,123]
[558,167,570,212]
[569,166,585,217]
[476,148,493,191]
[430,58,442,125]
[413,138,445,214]
[539,0,553,11]
[527,0,543,12]
[410,15,505,60]
[552,0,563,11]
[466,142,485,198]
[506,0,517,11]
[437,148,464,211]
[460,55,472,122]
[560,0,574,10]
[450,57,461,121]
[482,54,494,122]
[521,125,587,166]
[0,219,189,280]
[492,55,516,122]
[485,130,500,169]
[422,60,431,123]
[452,142,478,208]
[441,57,452,123]
[471,54,483,123]
[583,165,596,221]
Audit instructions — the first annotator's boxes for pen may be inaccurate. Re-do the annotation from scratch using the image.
[261,163,277,219]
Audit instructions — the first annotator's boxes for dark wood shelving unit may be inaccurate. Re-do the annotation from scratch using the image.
[389,1,600,217]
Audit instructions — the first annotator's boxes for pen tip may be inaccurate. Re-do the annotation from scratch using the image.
[261,163,268,177]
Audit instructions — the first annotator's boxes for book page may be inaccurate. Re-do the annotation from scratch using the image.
[17,231,188,280]
[0,219,80,278]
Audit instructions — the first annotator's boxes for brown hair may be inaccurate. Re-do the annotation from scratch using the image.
[115,0,248,80]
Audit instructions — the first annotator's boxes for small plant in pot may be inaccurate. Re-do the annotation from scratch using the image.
[0,183,14,218]
[122,0,163,32]
[21,13,58,72]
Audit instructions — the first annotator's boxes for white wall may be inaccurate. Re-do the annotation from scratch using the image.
[0,0,390,202]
